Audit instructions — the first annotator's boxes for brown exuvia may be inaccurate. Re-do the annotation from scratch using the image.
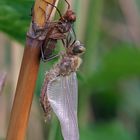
[27,0,77,61]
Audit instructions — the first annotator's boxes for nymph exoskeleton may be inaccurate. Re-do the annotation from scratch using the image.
[27,0,77,61]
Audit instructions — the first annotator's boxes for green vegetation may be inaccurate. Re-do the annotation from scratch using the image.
[1,0,140,140]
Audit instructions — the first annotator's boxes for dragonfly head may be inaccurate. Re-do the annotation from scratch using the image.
[61,10,76,23]
[71,40,85,55]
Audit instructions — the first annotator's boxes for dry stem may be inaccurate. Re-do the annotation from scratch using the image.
[6,0,59,140]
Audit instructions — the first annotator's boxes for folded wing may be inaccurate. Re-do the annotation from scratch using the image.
[47,72,79,140]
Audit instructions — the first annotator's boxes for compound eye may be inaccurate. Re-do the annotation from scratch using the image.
[64,10,76,22]
[72,45,85,55]
[69,14,76,22]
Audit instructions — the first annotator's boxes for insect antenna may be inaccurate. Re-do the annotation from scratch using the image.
[64,0,70,9]
[42,0,63,19]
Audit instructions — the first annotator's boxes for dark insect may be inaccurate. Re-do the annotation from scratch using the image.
[27,0,77,61]
[40,34,85,139]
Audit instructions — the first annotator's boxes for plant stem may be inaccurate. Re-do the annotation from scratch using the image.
[6,0,58,140]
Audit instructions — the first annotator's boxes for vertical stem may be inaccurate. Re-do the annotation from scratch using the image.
[6,0,58,140]
[6,39,41,140]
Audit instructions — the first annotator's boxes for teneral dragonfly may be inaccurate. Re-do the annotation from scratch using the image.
[40,39,85,140]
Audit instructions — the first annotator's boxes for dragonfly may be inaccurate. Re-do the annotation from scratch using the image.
[40,34,85,140]
[27,0,77,61]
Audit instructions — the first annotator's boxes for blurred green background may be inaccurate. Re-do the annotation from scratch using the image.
[0,0,140,140]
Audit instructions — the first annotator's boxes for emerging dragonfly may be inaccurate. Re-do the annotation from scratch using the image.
[40,35,85,140]
[27,0,76,61]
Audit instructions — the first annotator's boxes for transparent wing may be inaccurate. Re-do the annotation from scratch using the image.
[47,72,79,140]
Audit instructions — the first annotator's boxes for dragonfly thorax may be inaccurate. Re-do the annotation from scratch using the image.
[58,55,81,76]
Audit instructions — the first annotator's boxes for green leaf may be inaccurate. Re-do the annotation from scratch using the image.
[0,0,33,43]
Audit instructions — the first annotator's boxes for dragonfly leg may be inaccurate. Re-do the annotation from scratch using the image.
[46,54,60,61]
[41,44,60,62]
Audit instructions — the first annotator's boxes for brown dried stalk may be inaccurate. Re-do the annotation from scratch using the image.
[6,0,59,140]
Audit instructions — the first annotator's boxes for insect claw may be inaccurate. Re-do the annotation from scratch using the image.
[41,55,48,62]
